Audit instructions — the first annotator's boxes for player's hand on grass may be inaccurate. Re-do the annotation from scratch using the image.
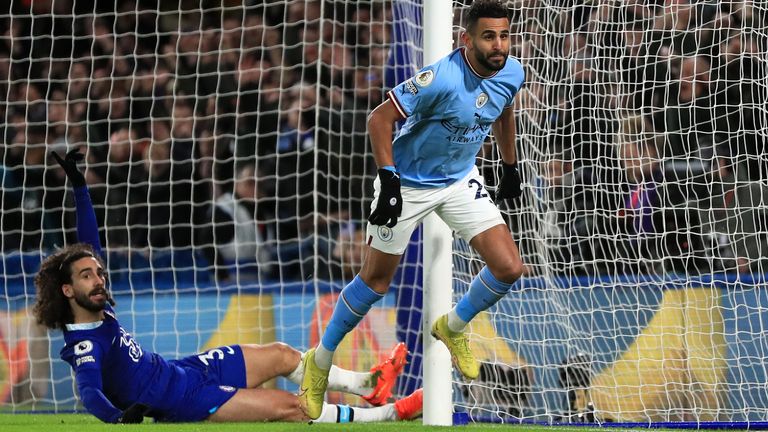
[51,149,86,188]
[118,403,150,424]
[368,168,403,228]
[496,162,522,202]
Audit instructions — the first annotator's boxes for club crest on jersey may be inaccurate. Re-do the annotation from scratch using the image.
[476,92,488,108]
[119,328,143,363]
[378,226,394,242]
[414,69,434,87]
[74,340,93,355]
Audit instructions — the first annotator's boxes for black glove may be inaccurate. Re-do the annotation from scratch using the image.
[51,149,86,188]
[368,168,402,228]
[496,162,522,202]
[118,403,150,424]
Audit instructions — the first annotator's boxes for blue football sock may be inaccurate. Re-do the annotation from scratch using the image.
[321,276,384,353]
[454,266,514,324]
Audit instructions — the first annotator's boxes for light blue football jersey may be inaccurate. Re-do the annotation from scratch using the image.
[387,47,525,188]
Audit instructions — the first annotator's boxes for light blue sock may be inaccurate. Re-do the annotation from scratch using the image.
[454,266,514,325]
[320,276,384,353]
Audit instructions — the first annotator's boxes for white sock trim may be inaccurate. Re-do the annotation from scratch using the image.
[314,344,334,370]
[285,353,304,384]
[313,403,397,423]
[447,309,468,333]
[327,366,372,396]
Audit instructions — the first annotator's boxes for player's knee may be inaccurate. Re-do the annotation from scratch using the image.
[494,260,524,284]
[356,275,389,295]
[271,342,301,370]
[510,261,525,281]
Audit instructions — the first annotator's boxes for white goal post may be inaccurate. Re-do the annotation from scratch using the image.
[421,2,454,427]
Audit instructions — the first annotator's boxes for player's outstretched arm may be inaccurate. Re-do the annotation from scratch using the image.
[51,150,103,255]
[367,100,405,228]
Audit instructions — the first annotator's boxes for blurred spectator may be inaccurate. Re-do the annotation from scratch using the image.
[232,51,280,165]
[87,126,148,248]
[134,140,173,249]
[242,12,282,68]
[173,25,218,100]
[329,223,369,281]
[274,83,323,242]
[617,116,709,275]
[1,115,64,251]
[537,149,573,275]
[712,24,768,181]
[705,155,768,275]
[66,62,90,101]
[169,100,196,162]
[133,133,204,249]
[558,153,625,276]
[202,163,275,280]
[0,132,26,252]
[282,0,323,76]
[656,55,728,161]
[616,117,665,274]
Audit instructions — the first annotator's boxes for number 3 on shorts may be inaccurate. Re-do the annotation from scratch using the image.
[197,346,236,366]
[468,178,489,200]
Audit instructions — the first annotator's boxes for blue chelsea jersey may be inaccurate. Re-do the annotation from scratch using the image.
[59,185,241,423]
[60,304,188,422]
[387,47,525,188]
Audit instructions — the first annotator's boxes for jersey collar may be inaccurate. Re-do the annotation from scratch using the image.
[66,321,104,331]
[461,47,500,79]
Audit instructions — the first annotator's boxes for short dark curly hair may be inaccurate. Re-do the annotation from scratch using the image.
[33,244,110,331]
[465,0,510,34]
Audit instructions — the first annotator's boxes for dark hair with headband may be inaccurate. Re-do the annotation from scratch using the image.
[33,243,112,330]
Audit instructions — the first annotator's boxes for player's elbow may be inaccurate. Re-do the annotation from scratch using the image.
[367,102,399,133]
[366,108,382,131]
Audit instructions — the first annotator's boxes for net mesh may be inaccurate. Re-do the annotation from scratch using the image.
[452,0,768,424]
[1,0,768,425]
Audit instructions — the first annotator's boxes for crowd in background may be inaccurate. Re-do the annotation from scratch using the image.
[504,0,768,277]
[0,0,766,281]
[0,0,393,281]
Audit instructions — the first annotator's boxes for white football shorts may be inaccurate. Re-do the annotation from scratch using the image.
[366,166,506,255]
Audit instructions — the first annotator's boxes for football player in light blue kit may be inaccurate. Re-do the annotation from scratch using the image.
[300,0,526,419]
[32,150,423,424]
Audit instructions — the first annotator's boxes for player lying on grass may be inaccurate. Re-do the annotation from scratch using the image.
[32,150,423,424]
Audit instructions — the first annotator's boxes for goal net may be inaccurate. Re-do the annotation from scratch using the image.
[451,0,768,426]
[1,0,768,426]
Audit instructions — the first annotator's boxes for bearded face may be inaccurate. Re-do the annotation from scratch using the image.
[464,17,510,74]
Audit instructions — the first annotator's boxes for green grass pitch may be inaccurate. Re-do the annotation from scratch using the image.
[0,413,630,432]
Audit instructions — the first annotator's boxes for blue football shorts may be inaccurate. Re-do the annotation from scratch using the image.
[162,345,247,422]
